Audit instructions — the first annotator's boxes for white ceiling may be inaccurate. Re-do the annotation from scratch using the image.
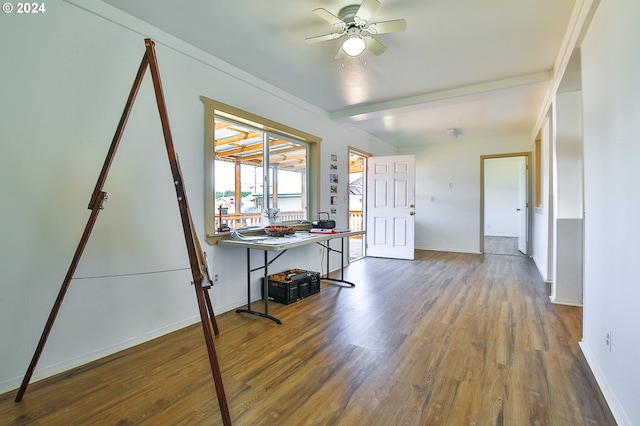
[101,0,577,147]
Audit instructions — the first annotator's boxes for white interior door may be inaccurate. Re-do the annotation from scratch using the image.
[366,155,415,260]
[517,156,528,254]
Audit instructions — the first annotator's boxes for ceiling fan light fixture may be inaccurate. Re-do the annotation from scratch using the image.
[342,33,366,56]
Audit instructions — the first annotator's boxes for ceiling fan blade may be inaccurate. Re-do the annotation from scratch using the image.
[313,8,344,26]
[366,36,387,55]
[305,32,343,44]
[355,0,381,24]
[368,19,406,34]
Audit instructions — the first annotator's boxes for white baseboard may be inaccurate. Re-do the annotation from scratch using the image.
[0,295,256,396]
[0,314,203,395]
[579,341,632,425]
[551,297,583,307]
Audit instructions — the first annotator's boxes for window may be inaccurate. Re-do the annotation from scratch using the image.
[201,97,321,240]
[214,118,308,227]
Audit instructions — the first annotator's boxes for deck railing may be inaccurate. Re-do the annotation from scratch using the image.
[349,210,364,231]
[215,210,364,231]
[215,211,305,230]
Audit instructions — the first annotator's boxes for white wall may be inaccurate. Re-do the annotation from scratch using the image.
[484,157,521,237]
[554,91,584,219]
[551,90,584,306]
[401,136,531,253]
[580,0,640,424]
[0,0,395,392]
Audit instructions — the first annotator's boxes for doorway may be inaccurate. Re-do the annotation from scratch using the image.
[348,149,368,261]
[481,153,532,256]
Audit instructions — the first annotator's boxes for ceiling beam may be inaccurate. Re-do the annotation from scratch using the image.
[215,131,263,146]
[329,71,553,121]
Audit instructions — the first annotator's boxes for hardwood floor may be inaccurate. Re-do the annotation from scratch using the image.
[1,251,615,425]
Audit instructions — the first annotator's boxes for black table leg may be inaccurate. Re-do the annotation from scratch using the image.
[236,248,282,324]
[319,236,355,287]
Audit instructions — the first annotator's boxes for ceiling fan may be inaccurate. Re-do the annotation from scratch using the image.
[305,0,406,59]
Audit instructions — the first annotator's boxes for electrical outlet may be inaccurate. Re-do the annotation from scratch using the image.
[213,273,219,284]
[318,247,323,256]
[605,330,612,352]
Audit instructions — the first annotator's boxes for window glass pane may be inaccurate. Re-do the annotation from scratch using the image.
[214,160,236,212]
[213,117,308,229]
[214,119,264,228]
[240,163,261,214]
[268,134,307,222]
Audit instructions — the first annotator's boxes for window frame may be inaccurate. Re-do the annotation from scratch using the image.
[201,96,321,243]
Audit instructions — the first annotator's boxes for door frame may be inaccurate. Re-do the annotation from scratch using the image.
[480,152,533,255]
[348,147,370,260]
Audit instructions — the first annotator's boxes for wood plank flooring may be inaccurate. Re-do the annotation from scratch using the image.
[0,251,615,425]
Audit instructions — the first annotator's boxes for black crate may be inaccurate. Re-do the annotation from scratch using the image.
[308,273,320,295]
[264,269,320,305]
[265,279,299,305]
